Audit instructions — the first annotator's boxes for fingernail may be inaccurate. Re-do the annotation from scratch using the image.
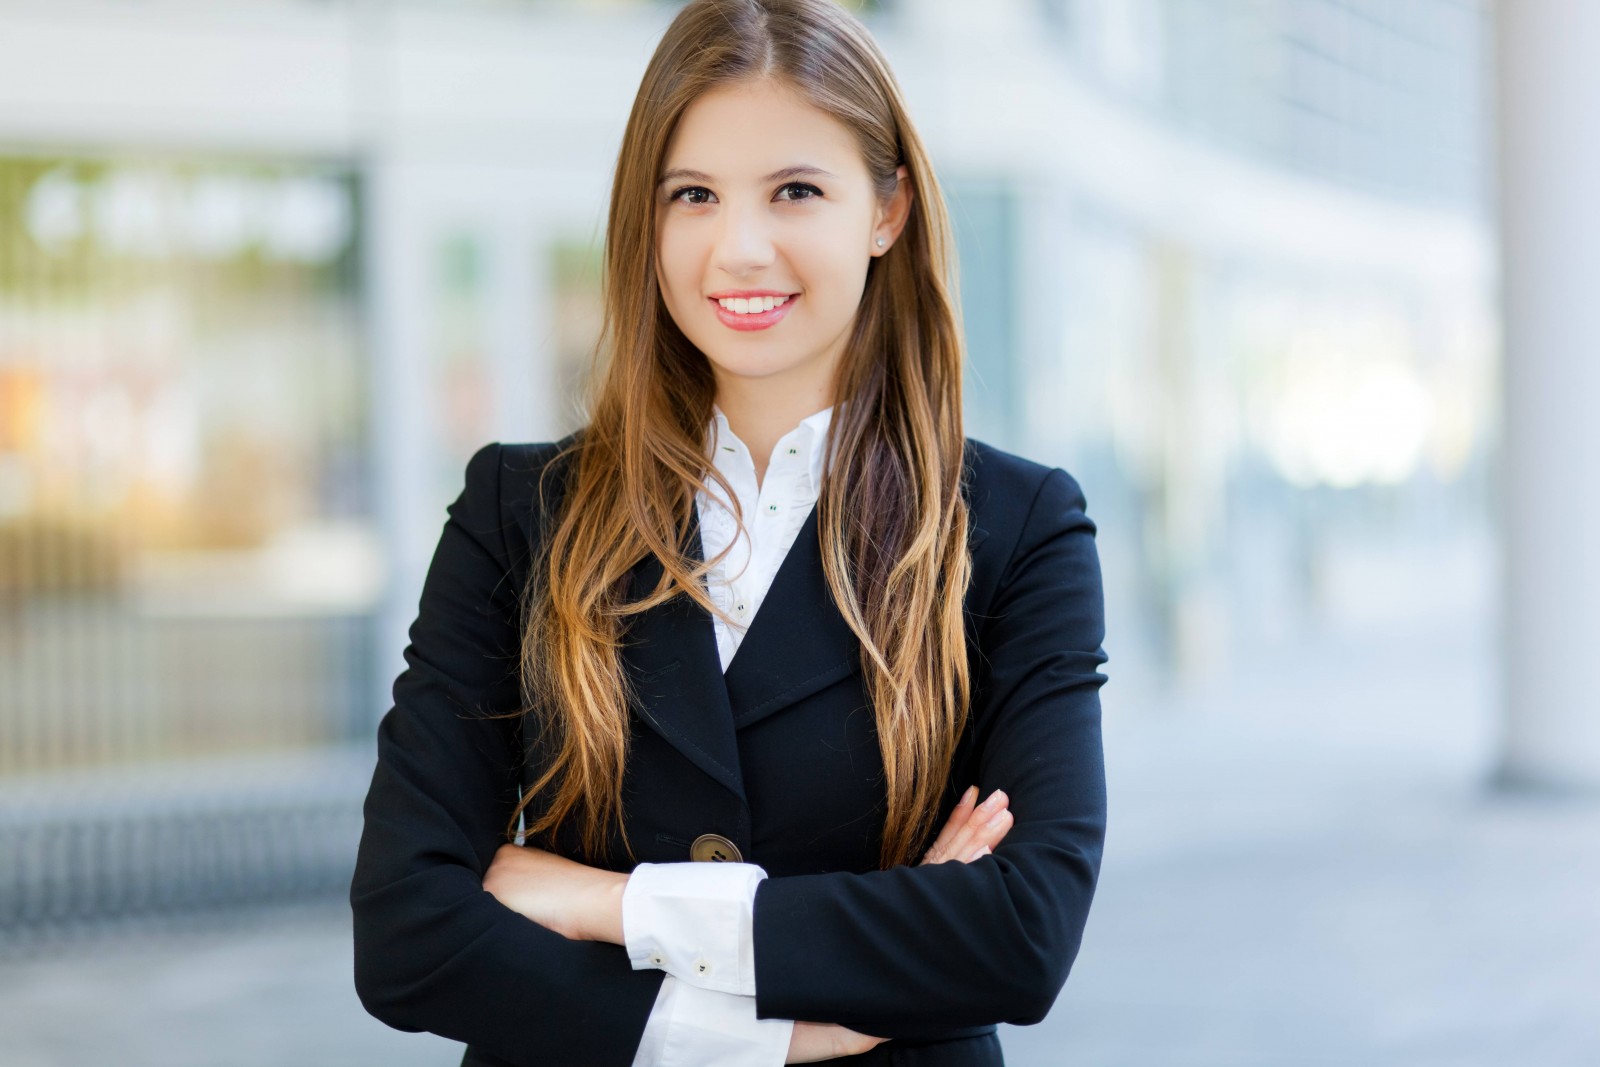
[968,846,991,861]
[981,789,1004,810]
[985,810,1009,829]
[963,785,978,805]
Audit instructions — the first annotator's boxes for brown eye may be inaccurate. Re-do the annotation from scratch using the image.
[777,182,822,203]
[669,186,713,205]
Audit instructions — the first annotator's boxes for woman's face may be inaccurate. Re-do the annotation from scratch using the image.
[654,78,910,400]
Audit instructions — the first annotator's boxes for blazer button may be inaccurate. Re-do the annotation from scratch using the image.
[690,833,742,863]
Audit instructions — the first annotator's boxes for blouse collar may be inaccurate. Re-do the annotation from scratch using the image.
[705,401,839,492]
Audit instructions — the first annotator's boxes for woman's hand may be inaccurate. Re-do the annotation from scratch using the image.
[482,843,628,943]
[920,784,1011,865]
[785,785,1012,1063]
[787,1020,891,1063]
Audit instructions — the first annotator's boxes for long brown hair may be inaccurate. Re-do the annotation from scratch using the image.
[509,0,972,871]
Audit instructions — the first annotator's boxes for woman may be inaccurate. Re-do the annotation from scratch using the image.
[350,1,1109,1065]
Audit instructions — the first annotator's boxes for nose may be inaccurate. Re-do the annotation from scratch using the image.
[712,197,776,277]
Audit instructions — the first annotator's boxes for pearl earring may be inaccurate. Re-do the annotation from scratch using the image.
[876,238,886,248]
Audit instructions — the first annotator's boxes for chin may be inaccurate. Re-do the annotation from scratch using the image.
[704,350,807,381]
[711,363,797,383]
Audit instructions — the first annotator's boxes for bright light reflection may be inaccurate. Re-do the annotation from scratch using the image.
[1254,331,1435,488]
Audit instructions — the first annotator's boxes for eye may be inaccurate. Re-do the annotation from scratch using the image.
[776,182,823,203]
[668,185,713,206]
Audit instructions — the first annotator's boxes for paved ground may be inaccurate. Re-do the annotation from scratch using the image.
[2,611,1598,1066]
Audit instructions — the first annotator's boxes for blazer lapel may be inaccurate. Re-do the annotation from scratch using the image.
[622,505,746,803]
[721,503,860,730]
[620,493,993,799]
[724,505,991,730]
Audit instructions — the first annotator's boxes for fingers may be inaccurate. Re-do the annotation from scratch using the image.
[920,785,978,865]
[920,785,1012,864]
[951,789,1010,862]
[786,1022,888,1064]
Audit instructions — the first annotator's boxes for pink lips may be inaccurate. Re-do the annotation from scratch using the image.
[709,293,797,332]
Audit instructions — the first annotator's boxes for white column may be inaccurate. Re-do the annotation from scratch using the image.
[1493,0,1600,790]
[485,212,553,441]
[364,157,441,736]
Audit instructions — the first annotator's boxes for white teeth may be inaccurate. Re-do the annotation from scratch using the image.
[716,294,791,314]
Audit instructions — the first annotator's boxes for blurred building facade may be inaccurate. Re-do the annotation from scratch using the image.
[0,0,1498,934]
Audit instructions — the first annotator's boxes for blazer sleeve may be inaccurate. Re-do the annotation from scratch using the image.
[749,466,1109,1041]
[350,441,668,1067]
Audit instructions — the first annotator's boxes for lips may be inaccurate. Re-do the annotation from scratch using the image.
[708,293,798,332]
[706,290,798,300]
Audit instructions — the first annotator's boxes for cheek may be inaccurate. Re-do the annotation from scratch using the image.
[796,220,869,277]
[654,231,692,300]
[793,235,869,308]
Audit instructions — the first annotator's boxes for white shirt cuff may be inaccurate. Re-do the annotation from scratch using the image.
[630,975,793,1067]
[622,860,766,996]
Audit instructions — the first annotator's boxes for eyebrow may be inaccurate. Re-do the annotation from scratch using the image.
[657,165,838,187]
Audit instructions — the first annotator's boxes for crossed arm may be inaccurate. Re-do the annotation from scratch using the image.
[479,786,1016,1064]
[350,443,1107,1066]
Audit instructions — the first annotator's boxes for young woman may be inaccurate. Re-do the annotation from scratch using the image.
[350,2,1109,1065]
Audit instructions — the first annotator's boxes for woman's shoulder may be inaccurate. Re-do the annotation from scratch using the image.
[493,429,584,486]
[454,430,585,547]
[961,435,1092,536]
[960,437,1101,626]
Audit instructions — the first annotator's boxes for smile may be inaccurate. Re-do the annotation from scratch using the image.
[708,294,798,331]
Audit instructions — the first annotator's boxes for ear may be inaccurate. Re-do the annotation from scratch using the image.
[872,165,914,255]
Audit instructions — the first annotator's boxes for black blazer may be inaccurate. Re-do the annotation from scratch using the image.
[351,432,1109,1067]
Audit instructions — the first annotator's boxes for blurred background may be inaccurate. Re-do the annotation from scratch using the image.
[1,0,1596,1064]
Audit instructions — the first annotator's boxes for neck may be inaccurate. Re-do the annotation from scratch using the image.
[714,379,834,487]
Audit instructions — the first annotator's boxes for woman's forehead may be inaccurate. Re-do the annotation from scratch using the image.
[662,81,864,180]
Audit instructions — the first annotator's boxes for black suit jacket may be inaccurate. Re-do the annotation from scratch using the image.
[350,432,1109,1067]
